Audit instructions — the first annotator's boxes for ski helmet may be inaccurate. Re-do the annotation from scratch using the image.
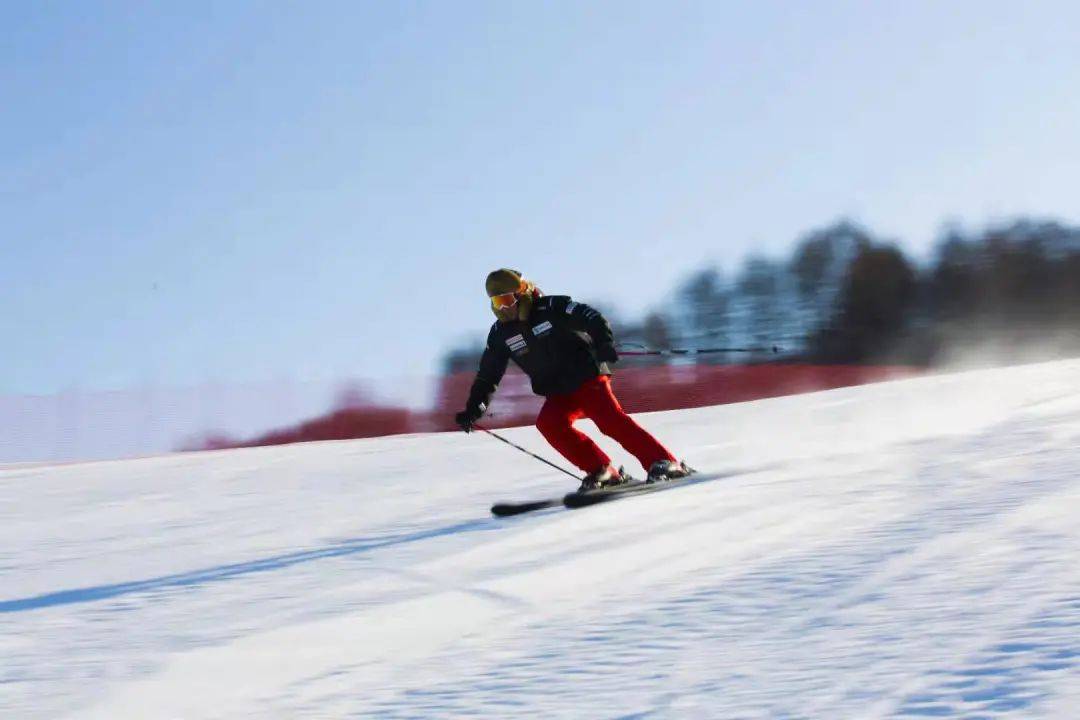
[486,268,538,322]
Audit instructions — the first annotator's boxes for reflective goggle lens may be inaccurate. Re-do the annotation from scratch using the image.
[490,292,519,309]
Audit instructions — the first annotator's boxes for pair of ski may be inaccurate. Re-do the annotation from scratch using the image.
[491,469,711,517]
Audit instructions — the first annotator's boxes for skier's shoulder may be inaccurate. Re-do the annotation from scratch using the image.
[486,321,506,345]
[535,295,577,314]
[487,319,521,350]
[540,295,602,321]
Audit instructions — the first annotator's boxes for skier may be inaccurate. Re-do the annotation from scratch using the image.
[455,268,691,491]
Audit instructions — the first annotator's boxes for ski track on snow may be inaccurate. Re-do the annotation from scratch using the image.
[2,361,1080,718]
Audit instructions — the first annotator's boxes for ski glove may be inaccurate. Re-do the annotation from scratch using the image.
[455,402,485,433]
[596,344,619,363]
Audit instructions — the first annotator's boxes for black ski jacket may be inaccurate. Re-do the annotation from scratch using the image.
[465,295,617,412]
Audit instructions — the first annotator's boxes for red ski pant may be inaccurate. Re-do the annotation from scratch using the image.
[535,375,676,475]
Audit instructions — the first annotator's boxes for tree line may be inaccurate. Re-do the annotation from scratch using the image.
[444,217,1080,370]
[191,216,1080,452]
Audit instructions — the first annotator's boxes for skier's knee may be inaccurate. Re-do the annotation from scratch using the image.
[538,415,577,444]
[535,414,559,438]
[592,411,630,436]
[591,417,616,436]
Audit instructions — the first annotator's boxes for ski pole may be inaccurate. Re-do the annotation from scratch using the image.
[617,344,781,357]
[473,423,581,481]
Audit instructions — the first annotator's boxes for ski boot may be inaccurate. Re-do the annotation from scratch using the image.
[646,459,693,484]
[578,465,631,493]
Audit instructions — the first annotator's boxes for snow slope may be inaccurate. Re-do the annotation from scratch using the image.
[3,361,1080,719]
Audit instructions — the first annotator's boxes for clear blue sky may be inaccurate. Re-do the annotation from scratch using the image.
[4,1,1079,398]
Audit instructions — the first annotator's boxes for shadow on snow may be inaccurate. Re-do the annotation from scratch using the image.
[1,516,503,614]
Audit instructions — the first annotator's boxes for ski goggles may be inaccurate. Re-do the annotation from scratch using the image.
[490,291,520,310]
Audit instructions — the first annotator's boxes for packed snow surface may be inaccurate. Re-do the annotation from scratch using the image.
[4,361,1080,718]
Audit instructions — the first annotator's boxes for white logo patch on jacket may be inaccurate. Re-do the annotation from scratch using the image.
[531,321,553,336]
[505,334,527,353]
